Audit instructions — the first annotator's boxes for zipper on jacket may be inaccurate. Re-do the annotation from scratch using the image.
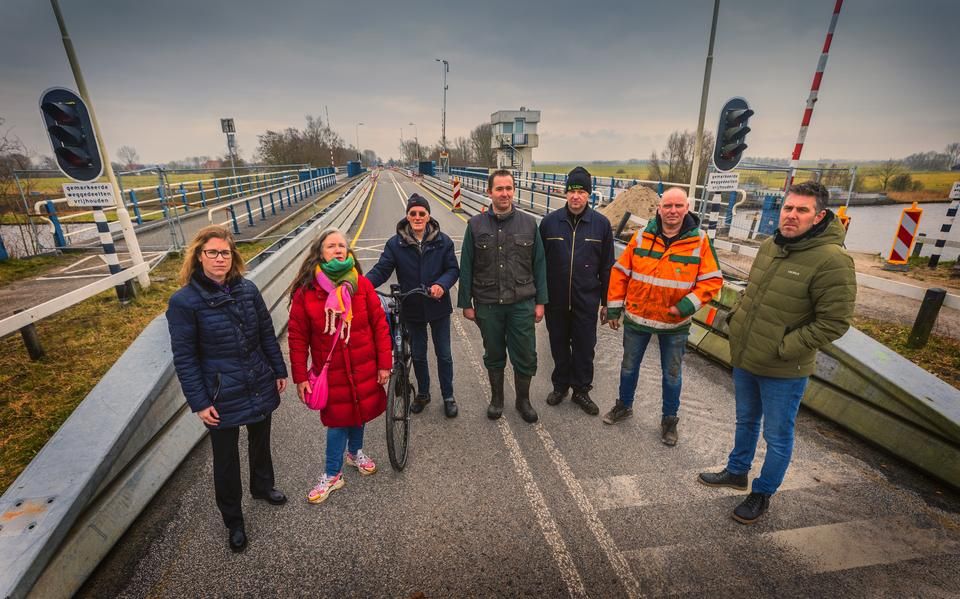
[733,252,784,364]
[567,218,581,308]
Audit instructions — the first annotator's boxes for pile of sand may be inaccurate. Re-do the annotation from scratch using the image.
[598,184,660,235]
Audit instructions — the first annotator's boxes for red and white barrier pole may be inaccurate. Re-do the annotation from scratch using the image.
[451,177,463,212]
[783,0,843,194]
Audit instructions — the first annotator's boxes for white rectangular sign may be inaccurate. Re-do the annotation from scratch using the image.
[950,181,960,200]
[63,182,117,207]
[707,172,740,192]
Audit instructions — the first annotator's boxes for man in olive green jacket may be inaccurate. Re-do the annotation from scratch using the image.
[699,181,856,524]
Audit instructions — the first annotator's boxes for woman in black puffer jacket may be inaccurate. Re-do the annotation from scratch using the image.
[166,225,288,553]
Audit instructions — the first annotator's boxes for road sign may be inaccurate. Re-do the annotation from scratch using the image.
[221,118,235,133]
[39,87,103,182]
[950,181,960,200]
[707,172,740,192]
[62,182,117,207]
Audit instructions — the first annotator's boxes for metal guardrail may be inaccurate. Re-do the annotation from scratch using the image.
[0,174,371,599]
[206,173,337,232]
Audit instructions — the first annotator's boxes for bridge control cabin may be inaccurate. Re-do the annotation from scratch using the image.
[491,107,540,172]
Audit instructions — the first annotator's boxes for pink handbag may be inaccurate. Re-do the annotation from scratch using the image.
[303,322,342,411]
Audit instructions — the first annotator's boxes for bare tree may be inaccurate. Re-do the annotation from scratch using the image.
[647,130,714,185]
[946,142,960,168]
[255,115,348,167]
[874,159,904,191]
[452,136,473,165]
[469,123,495,167]
[116,145,139,169]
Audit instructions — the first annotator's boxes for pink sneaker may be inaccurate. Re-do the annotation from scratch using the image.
[307,473,344,504]
[345,449,377,475]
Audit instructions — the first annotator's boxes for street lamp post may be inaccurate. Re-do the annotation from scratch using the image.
[409,122,420,163]
[399,127,405,164]
[355,122,364,164]
[435,58,449,150]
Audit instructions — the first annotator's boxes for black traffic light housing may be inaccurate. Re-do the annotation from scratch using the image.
[39,87,103,182]
[713,97,754,173]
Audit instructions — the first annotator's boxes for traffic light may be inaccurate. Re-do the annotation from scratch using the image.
[713,97,754,172]
[39,87,103,182]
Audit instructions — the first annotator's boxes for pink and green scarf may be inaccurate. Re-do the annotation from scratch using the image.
[314,256,359,344]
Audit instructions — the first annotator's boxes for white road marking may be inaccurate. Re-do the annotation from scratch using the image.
[450,306,588,598]
[764,516,960,573]
[534,424,643,599]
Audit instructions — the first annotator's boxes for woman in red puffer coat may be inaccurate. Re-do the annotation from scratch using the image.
[287,228,392,505]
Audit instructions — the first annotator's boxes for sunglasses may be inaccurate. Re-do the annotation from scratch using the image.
[202,249,233,259]
[407,210,428,217]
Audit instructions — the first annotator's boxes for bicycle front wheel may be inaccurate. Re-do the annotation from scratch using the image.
[385,363,412,471]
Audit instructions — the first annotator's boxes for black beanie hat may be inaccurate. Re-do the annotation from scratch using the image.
[406,193,430,214]
[565,166,592,194]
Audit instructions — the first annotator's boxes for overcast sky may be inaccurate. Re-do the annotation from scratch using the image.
[2,0,958,165]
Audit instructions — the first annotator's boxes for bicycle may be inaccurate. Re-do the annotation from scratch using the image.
[376,284,430,471]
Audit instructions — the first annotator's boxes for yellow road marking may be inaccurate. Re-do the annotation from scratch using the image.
[350,179,379,248]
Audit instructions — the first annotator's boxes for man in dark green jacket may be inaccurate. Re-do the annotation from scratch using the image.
[699,181,856,524]
[458,169,548,423]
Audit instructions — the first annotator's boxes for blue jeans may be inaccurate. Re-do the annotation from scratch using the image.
[726,368,808,495]
[326,425,364,476]
[617,327,687,416]
[407,315,454,400]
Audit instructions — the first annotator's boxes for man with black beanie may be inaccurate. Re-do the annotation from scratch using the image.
[539,166,615,415]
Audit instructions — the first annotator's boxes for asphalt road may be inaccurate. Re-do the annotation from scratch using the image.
[79,169,960,598]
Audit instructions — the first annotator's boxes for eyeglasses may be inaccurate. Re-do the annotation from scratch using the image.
[407,211,428,217]
[202,249,232,259]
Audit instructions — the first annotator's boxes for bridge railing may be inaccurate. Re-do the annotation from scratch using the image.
[32,169,307,249]
[205,173,338,234]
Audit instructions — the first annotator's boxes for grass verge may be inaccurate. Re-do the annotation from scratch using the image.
[0,253,79,285]
[0,241,271,494]
[853,316,960,389]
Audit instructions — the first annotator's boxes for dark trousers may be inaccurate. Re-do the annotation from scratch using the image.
[545,304,598,392]
[407,315,455,399]
[208,414,275,530]
[474,299,538,377]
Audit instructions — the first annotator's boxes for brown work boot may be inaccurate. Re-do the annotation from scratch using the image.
[661,415,679,446]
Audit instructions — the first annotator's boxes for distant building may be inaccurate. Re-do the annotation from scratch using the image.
[490,107,539,172]
[203,159,224,169]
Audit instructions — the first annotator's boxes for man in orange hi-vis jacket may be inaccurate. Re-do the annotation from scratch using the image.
[602,187,723,446]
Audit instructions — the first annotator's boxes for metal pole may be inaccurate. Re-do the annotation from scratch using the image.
[687,0,720,206]
[355,122,363,163]
[50,0,150,288]
[844,165,857,208]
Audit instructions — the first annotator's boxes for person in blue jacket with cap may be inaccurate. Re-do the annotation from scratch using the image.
[367,193,461,417]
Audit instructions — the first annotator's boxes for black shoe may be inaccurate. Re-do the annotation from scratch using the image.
[698,468,748,491]
[487,370,504,420]
[411,394,431,414]
[571,390,599,416]
[251,488,287,505]
[545,389,568,406]
[602,402,633,425]
[229,527,247,552]
[443,397,458,418]
[660,415,679,446]
[732,492,771,525]
[514,374,538,423]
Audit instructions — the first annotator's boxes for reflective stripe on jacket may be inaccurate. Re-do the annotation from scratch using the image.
[606,214,723,334]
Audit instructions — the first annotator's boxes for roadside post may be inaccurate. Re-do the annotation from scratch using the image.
[883,202,923,272]
[907,288,947,349]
